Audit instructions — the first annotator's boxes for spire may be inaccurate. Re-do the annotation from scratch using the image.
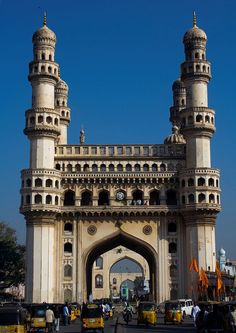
[43,11,47,26]
[80,128,85,145]
[193,11,197,28]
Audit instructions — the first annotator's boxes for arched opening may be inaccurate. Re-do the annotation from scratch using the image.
[81,191,92,206]
[126,164,132,172]
[208,178,214,186]
[109,164,115,172]
[149,190,160,205]
[95,274,103,288]
[92,164,98,172]
[64,265,72,279]
[166,189,177,205]
[110,257,146,300]
[64,289,72,302]
[26,179,32,187]
[132,190,143,205]
[169,242,177,254]
[35,178,42,187]
[143,164,149,172]
[84,164,89,172]
[198,177,205,186]
[64,190,75,206]
[198,193,206,203]
[160,163,166,172]
[98,190,110,206]
[95,257,103,269]
[46,195,52,204]
[168,222,177,233]
[100,164,106,172]
[55,163,60,170]
[35,194,42,204]
[188,194,194,204]
[67,164,72,172]
[46,179,53,187]
[152,164,158,172]
[64,222,73,234]
[75,164,81,172]
[85,231,158,302]
[209,194,215,203]
[134,164,141,172]
[196,114,203,122]
[64,242,72,254]
[117,164,123,172]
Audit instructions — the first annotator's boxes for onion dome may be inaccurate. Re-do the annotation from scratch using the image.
[33,13,56,45]
[183,12,207,44]
[55,79,68,95]
[164,125,186,144]
[219,248,226,256]
[172,78,185,91]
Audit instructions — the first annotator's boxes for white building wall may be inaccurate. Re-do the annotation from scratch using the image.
[32,82,55,108]
[30,137,55,169]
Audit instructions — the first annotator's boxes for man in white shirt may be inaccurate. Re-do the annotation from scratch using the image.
[45,306,55,333]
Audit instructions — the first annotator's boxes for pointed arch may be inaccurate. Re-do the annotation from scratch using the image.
[84,230,158,302]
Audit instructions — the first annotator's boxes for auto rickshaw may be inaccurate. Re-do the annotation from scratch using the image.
[0,305,28,333]
[29,304,47,331]
[164,301,182,324]
[137,301,158,326]
[81,303,104,332]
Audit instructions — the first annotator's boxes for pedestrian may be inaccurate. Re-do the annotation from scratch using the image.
[53,305,60,332]
[195,304,208,333]
[63,302,70,326]
[45,306,55,333]
[205,304,225,332]
[191,302,200,327]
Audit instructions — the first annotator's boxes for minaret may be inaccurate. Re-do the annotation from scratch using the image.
[20,15,61,303]
[178,13,221,299]
[55,79,70,144]
[169,78,186,127]
[180,12,214,168]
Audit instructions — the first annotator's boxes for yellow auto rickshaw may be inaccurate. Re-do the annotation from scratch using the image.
[0,305,28,333]
[81,303,104,333]
[137,301,158,326]
[29,304,47,331]
[164,301,182,324]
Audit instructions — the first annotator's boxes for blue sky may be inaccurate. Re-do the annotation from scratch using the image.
[0,0,235,258]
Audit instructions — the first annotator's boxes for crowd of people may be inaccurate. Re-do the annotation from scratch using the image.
[192,303,236,333]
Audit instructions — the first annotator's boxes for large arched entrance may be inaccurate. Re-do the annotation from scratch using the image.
[85,230,158,302]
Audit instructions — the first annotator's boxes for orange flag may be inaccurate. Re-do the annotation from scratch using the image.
[215,261,223,291]
[199,267,209,289]
[189,258,199,272]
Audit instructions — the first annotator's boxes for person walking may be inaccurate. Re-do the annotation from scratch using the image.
[53,305,60,332]
[45,306,55,333]
[191,302,200,327]
[63,302,70,326]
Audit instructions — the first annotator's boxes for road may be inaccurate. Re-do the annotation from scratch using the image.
[118,313,196,333]
[60,313,197,333]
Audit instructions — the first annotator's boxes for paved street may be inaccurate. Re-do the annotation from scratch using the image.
[59,313,196,333]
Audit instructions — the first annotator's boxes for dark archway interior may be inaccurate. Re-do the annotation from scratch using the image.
[86,232,157,301]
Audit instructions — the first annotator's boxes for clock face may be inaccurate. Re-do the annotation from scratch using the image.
[116,191,125,201]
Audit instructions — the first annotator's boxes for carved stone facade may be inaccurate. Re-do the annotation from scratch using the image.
[20,13,221,304]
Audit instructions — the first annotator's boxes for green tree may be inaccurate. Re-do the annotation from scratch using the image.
[0,222,25,288]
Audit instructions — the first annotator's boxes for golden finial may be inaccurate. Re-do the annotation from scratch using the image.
[193,11,197,27]
[43,11,47,26]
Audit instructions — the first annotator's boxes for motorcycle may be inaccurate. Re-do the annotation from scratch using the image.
[123,307,132,324]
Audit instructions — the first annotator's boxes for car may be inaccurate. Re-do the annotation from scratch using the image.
[177,299,193,317]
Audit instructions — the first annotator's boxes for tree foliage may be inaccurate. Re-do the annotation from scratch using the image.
[0,222,25,288]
